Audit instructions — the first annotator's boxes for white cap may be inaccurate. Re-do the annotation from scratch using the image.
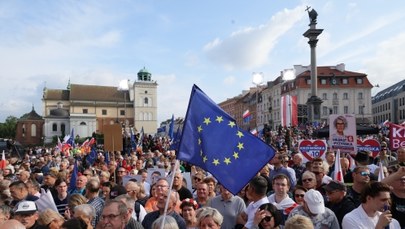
[304,189,325,214]
[14,201,37,214]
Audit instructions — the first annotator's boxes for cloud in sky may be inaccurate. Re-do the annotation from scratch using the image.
[203,5,305,71]
[1,1,405,125]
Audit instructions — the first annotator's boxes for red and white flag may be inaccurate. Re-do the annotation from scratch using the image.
[348,154,356,171]
[281,95,297,127]
[57,137,63,152]
[0,150,6,169]
[334,150,344,182]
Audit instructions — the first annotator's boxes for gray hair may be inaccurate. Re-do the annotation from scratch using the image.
[196,207,223,227]
[74,204,96,218]
[115,194,136,210]
[151,215,179,229]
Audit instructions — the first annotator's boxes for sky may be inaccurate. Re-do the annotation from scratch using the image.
[1,0,405,125]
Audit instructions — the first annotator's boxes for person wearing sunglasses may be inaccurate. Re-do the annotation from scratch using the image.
[292,185,307,206]
[301,171,317,191]
[251,203,282,229]
[288,189,339,229]
[346,166,371,207]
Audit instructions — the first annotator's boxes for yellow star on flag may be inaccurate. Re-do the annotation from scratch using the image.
[224,157,231,165]
[233,152,239,159]
[203,156,208,163]
[203,117,211,125]
[236,131,244,138]
[237,142,244,150]
[228,121,236,128]
[197,125,203,132]
[213,159,220,166]
[215,116,224,123]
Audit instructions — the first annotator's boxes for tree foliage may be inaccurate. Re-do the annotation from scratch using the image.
[0,116,18,138]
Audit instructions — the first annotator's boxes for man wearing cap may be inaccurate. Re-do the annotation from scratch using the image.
[288,189,339,229]
[342,182,401,229]
[324,181,356,227]
[12,201,46,229]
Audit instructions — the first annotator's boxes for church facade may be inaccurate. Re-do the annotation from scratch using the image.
[42,68,158,143]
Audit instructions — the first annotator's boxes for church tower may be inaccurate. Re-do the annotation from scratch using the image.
[132,67,158,134]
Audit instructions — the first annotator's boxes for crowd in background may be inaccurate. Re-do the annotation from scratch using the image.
[0,124,404,229]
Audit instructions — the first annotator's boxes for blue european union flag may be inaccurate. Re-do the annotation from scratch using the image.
[66,128,75,148]
[86,147,97,166]
[168,114,174,139]
[169,125,182,151]
[177,85,276,195]
[68,159,78,192]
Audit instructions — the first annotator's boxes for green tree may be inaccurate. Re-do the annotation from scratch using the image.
[0,116,18,138]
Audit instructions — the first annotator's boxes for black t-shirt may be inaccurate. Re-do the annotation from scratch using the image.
[177,186,192,201]
[391,192,405,228]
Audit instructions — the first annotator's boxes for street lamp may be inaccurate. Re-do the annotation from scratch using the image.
[283,69,296,126]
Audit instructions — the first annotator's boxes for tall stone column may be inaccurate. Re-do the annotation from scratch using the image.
[303,7,323,124]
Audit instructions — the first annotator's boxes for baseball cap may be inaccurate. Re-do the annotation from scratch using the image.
[324,180,347,192]
[304,189,325,214]
[14,201,38,214]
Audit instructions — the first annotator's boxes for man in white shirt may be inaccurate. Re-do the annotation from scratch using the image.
[268,174,298,217]
[237,176,269,229]
[342,181,400,229]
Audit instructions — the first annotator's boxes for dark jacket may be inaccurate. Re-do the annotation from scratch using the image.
[326,195,356,227]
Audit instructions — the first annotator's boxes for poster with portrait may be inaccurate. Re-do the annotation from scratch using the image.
[146,168,166,185]
[329,114,357,154]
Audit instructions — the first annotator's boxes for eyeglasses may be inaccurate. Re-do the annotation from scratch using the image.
[261,215,273,223]
[156,185,168,189]
[359,171,370,176]
[101,214,121,221]
[302,178,313,182]
[194,177,202,182]
[295,194,305,198]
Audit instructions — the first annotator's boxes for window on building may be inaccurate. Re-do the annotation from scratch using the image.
[322,106,328,115]
[342,78,349,84]
[333,106,338,114]
[306,79,311,85]
[358,92,363,99]
[344,106,349,114]
[22,124,26,134]
[343,93,348,100]
[83,109,88,114]
[320,79,327,85]
[102,109,107,115]
[52,123,57,132]
[144,97,149,106]
[120,110,125,116]
[80,122,86,125]
[359,105,365,114]
[31,124,36,137]
[61,124,66,135]
[322,93,327,100]
[356,78,363,84]
[333,93,338,100]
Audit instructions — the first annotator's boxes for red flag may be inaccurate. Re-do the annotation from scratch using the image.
[334,150,344,182]
[0,150,6,169]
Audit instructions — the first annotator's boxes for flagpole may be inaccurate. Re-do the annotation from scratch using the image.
[160,160,179,229]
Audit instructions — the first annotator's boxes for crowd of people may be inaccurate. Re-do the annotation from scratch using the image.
[0,125,404,229]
